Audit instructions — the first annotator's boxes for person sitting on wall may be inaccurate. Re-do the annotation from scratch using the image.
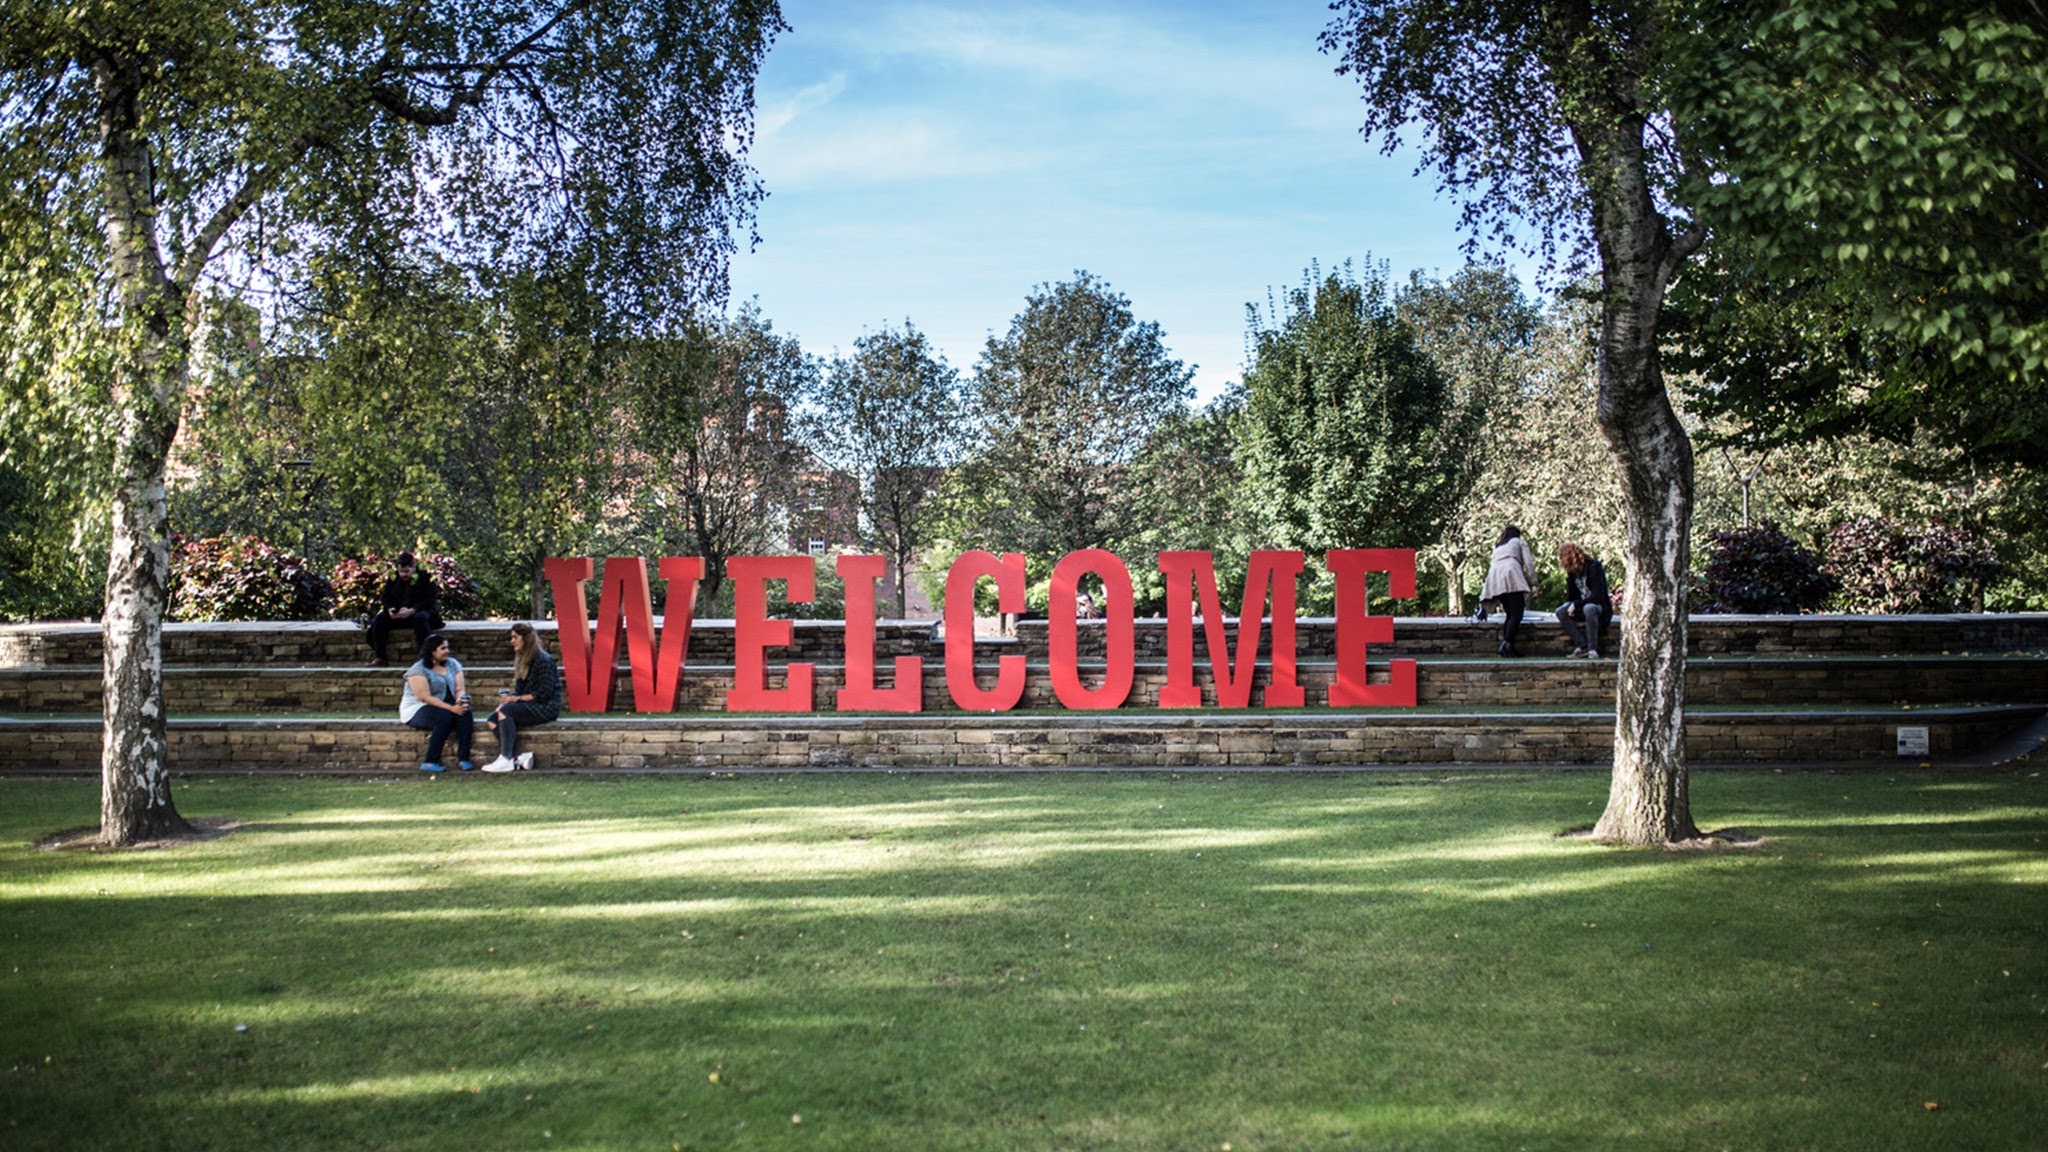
[1556,541,1613,659]
[401,632,473,773]
[367,551,442,667]
[481,622,563,773]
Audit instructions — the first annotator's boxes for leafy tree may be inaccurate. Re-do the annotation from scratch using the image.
[1461,289,1630,605]
[1325,1,1708,844]
[1115,391,1256,614]
[615,305,818,616]
[0,0,784,844]
[0,458,104,622]
[1397,262,1541,612]
[1671,1,2048,466]
[948,272,1195,571]
[436,266,626,618]
[1237,261,1460,612]
[802,323,966,616]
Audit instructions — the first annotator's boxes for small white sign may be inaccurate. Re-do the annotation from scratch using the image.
[1896,726,1930,758]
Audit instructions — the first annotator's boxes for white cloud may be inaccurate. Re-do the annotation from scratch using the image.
[754,115,1032,185]
[758,72,850,138]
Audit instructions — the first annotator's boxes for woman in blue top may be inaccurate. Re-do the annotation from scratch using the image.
[400,632,474,772]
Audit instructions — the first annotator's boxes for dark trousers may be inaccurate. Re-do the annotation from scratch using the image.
[489,701,557,757]
[405,708,473,766]
[369,610,440,660]
[1557,603,1610,651]
[1496,591,1526,649]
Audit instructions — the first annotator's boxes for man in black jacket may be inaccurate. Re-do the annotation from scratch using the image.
[1555,542,1612,659]
[367,552,443,667]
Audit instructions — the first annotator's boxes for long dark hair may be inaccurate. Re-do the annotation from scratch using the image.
[509,622,545,681]
[419,631,448,666]
[1497,525,1523,547]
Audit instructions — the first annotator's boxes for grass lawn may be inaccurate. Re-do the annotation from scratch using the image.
[1,769,2043,1151]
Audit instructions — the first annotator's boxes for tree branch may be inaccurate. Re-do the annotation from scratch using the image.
[175,148,304,291]
[369,0,590,127]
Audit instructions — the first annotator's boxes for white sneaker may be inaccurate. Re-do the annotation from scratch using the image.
[516,752,534,771]
[1587,648,1602,660]
[480,756,516,773]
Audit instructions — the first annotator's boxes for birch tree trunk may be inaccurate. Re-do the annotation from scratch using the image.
[1568,92,1704,846]
[95,59,193,846]
[1591,266,1700,844]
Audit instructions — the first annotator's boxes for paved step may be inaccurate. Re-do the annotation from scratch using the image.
[2,705,2035,774]
[8,614,2045,669]
[1013,614,2048,657]
[0,619,941,668]
[5,655,2042,714]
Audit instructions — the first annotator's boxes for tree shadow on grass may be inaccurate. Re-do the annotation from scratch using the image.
[35,817,241,852]
[1,771,2043,1150]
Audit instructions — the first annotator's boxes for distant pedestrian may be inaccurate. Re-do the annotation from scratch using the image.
[481,623,563,773]
[401,632,473,773]
[1480,525,1537,657]
[1556,542,1613,658]
[367,552,442,667]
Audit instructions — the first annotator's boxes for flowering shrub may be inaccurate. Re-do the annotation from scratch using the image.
[1826,516,2002,614]
[329,551,483,622]
[1695,523,1835,614]
[326,556,388,623]
[169,534,332,621]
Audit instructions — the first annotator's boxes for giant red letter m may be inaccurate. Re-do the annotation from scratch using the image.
[1156,550,1307,708]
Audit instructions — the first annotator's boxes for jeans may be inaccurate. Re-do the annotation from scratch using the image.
[1556,603,1609,651]
[489,701,557,757]
[405,707,473,766]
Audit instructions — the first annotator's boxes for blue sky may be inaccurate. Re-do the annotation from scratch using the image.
[725,0,1499,401]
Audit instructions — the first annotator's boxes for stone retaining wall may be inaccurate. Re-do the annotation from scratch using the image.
[4,656,2041,714]
[2,708,2031,774]
[9,614,2046,669]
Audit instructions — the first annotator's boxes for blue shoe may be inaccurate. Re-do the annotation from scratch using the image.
[419,762,445,774]
[458,760,476,772]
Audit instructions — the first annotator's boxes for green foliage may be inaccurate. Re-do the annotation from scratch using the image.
[1673,1,2048,465]
[432,266,626,619]
[1236,262,1460,610]
[167,535,332,622]
[608,305,819,615]
[764,554,849,621]
[1116,392,1256,615]
[1399,262,1541,611]
[946,272,1195,574]
[1694,523,1836,615]
[0,458,104,623]
[1825,515,2003,614]
[803,323,965,615]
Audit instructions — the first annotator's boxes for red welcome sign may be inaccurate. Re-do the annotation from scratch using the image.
[544,549,1417,714]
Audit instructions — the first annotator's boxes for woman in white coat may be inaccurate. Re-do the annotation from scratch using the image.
[1480,525,1537,657]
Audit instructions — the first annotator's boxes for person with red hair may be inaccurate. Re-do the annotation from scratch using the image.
[1556,542,1612,658]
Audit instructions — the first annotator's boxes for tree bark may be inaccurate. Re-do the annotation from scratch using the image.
[1553,13,1705,845]
[95,58,193,845]
[1590,265,1700,844]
